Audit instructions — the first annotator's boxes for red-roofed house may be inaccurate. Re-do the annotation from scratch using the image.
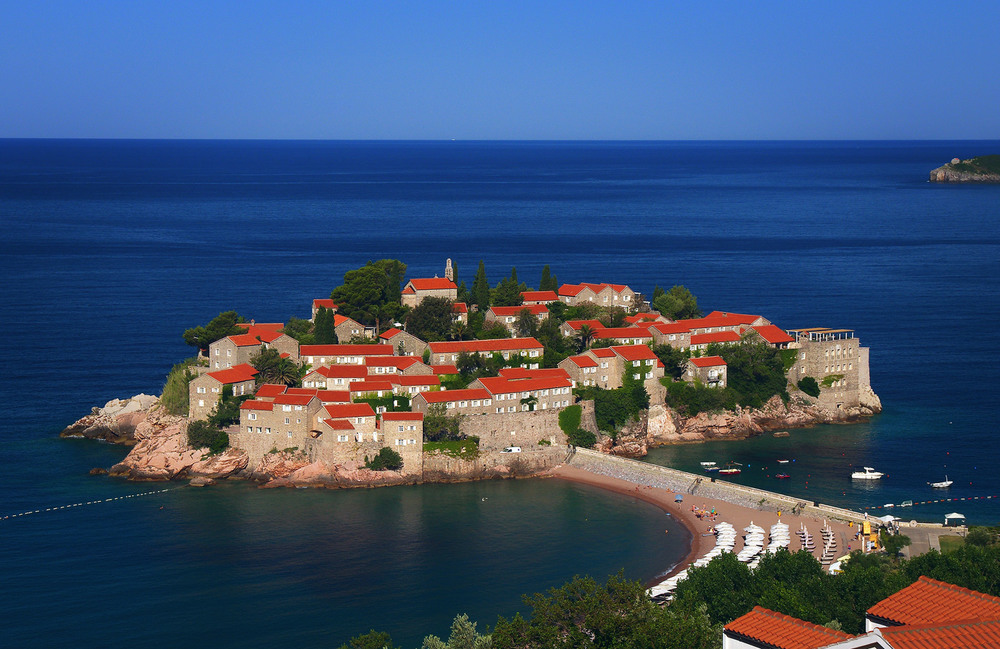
[521,290,558,305]
[686,356,727,387]
[498,367,571,381]
[430,364,459,376]
[332,314,372,342]
[231,393,322,465]
[559,319,606,338]
[469,375,573,413]
[865,576,1000,632]
[558,354,600,387]
[236,322,285,333]
[209,330,299,369]
[379,327,428,357]
[706,310,770,327]
[750,324,795,348]
[300,344,395,366]
[452,302,468,325]
[348,380,395,399]
[411,388,493,416]
[253,384,288,399]
[311,299,338,320]
[592,326,653,345]
[427,338,543,368]
[401,277,458,308]
[188,363,259,420]
[302,364,369,389]
[723,606,852,649]
[558,282,636,308]
[485,304,549,336]
[647,322,693,349]
[389,374,441,396]
[365,355,433,376]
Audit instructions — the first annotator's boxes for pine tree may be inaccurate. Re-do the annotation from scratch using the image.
[471,260,490,309]
[540,265,552,292]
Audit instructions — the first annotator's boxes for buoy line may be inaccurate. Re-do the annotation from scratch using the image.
[1,488,174,521]
[864,494,998,510]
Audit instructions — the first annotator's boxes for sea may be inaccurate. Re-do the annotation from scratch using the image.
[1,139,999,647]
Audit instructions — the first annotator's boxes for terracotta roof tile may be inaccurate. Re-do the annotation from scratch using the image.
[236,322,285,332]
[593,327,653,340]
[227,331,285,346]
[407,278,457,291]
[416,388,491,404]
[867,576,1000,627]
[691,356,727,367]
[877,618,1000,649]
[428,338,543,354]
[379,327,403,339]
[498,367,571,380]
[315,390,351,403]
[521,290,558,302]
[452,302,468,313]
[240,400,274,411]
[313,298,337,309]
[254,384,288,398]
[271,394,317,406]
[566,355,598,368]
[430,364,459,375]
[724,607,852,649]
[322,418,355,431]
[611,345,658,361]
[300,344,395,357]
[323,403,376,418]
[206,364,258,384]
[489,304,549,317]
[752,324,795,345]
[474,376,572,395]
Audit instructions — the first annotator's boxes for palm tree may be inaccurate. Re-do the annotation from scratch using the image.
[576,324,596,352]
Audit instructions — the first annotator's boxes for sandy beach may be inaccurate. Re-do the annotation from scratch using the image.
[545,464,858,586]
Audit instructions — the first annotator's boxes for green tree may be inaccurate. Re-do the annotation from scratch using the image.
[653,285,701,320]
[546,300,567,322]
[575,324,597,352]
[365,447,403,471]
[652,344,689,380]
[313,306,338,344]
[250,346,302,386]
[879,530,911,558]
[514,308,540,339]
[422,614,492,649]
[282,317,315,345]
[539,265,555,293]
[336,630,396,649]
[423,403,465,442]
[493,273,525,307]
[712,338,788,408]
[182,310,245,353]
[797,376,821,397]
[186,420,230,454]
[406,296,455,342]
[601,307,628,328]
[160,358,202,415]
[471,260,491,309]
[331,259,407,330]
[651,285,666,302]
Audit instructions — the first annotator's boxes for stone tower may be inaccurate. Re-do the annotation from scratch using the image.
[445,258,454,282]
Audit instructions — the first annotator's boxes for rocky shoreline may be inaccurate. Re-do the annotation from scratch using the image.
[64,387,882,486]
[929,156,1000,183]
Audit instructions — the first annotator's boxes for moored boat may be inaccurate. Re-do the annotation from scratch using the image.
[929,475,953,488]
[718,462,742,475]
[775,473,790,479]
[851,466,883,480]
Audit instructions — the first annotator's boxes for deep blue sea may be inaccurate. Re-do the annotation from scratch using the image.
[2,139,999,646]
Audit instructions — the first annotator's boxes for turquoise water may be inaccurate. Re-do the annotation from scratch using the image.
[3,139,1000,644]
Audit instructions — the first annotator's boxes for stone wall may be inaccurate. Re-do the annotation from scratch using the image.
[422,446,567,482]
[458,400,598,451]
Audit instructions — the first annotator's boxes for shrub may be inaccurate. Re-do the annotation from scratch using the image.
[664,380,739,416]
[160,358,201,415]
[558,404,596,448]
[821,373,845,388]
[797,376,821,397]
[365,447,403,471]
[187,420,229,454]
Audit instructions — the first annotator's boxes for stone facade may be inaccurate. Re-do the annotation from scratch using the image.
[334,315,370,342]
[303,412,423,478]
[300,344,395,366]
[208,332,299,370]
[427,338,544,367]
[233,395,323,466]
[484,305,549,336]
[787,328,868,409]
[558,283,636,308]
[686,356,727,387]
[379,328,428,357]
[401,278,458,308]
[411,388,494,416]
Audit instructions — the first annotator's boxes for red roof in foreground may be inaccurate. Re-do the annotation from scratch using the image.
[566,355,598,368]
[240,400,274,411]
[379,327,403,339]
[690,356,727,368]
[611,345,658,361]
[207,364,258,384]
[752,324,795,345]
[254,384,288,398]
[498,367,571,380]
[322,418,355,431]
[878,618,1000,649]
[724,606,851,649]
[452,302,468,314]
[430,364,459,375]
[867,576,1000,627]
[407,277,457,291]
[475,376,572,395]
[300,344,395,357]
[227,331,284,346]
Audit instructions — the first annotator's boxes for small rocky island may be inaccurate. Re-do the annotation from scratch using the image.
[929,155,1000,183]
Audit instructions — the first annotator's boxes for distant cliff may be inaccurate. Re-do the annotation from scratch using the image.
[930,155,1000,183]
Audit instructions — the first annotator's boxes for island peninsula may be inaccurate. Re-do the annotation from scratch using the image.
[929,155,1000,182]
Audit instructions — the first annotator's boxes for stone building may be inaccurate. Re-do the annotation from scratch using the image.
[379,327,428,357]
[520,290,558,305]
[686,356,727,387]
[333,314,370,342]
[310,298,338,320]
[469,375,574,413]
[689,330,741,353]
[208,330,299,370]
[591,326,654,346]
[646,322,692,349]
[233,394,323,465]
[401,277,458,308]
[188,364,258,420]
[303,411,424,478]
[485,304,549,336]
[364,355,434,376]
[302,364,368,389]
[411,388,494,416]
[786,327,871,409]
[557,282,637,308]
[299,344,395,366]
[558,354,600,387]
[426,338,544,367]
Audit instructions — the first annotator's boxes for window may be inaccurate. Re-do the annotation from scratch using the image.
[508,406,515,413]
[198,399,205,407]
[484,399,491,406]
[284,417,290,424]
[633,360,640,367]
[287,432,292,439]
[265,427,271,434]
[472,400,480,406]
[296,418,301,424]
[355,417,364,424]
[197,386,206,394]
[398,425,404,432]
[601,362,608,368]
[337,434,348,442]
[247,427,252,433]
[283,404,292,411]
[460,401,468,408]
[249,413,257,421]
[226,349,231,357]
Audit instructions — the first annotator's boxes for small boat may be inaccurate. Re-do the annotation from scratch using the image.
[777,459,790,464]
[851,466,884,480]
[929,475,953,488]
[900,500,913,508]
[703,466,719,473]
[775,473,791,479]
[718,462,742,475]
[700,461,716,467]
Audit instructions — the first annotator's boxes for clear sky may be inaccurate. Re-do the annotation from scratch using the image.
[2,1,998,140]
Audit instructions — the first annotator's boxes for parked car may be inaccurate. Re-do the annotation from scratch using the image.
[501,446,521,453]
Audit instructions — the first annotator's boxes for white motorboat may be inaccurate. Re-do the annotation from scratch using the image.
[700,461,716,466]
[851,466,884,480]
[929,475,953,488]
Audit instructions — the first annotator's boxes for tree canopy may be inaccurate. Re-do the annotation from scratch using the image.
[313,306,339,344]
[653,285,701,320]
[250,346,303,386]
[182,310,246,353]
[331,259,407,330]
[492,268,526,307]
[406,296,455,342]
[471,261,491,309]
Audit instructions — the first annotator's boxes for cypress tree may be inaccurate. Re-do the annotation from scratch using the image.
[540,265,551,292]
[471,260,490,309]
[314,307,338,344]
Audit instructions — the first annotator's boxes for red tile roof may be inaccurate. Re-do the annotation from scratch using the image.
[236,322,285,332]
[322,418,355,431]
[240,400,274,411]
[675,315,745,331]
[284,388,317,395]
[707,310,763,325]
[416,388,491,404]
[566,355,598,368]
[452,302,468,314]
[381,412,424,421]
[564,319,605,331]
[272,394,317,406]
[401,286,415,294]
[589,348,616,358]
[349,380,395,393]
[690,331,741,345]
[379,327,403,340]
[390,375,441,386]
[752,324,795,345]
[559,282,631,297]
[313,298,337,309]
[365,356,423,369]
[307,365,369,379]
[877,618,1000,649]
[227,330,285,347]
[593,327,653,340]
[724,606,852,649]
[428,338,543,354]
[498,367,571,380]
[333,314,361,327]
[625,313,663,324]
[206,364,259,384]
[323,403,376,418]
[407,277,457,291]
[300,344,395,357]
[430,364,459,375]
[650,322,692,335]
[489,304,549,317]
[315,390,351,403]
[521,290,558,302]
[611,345,658,361]
[254,384,288,398]
[690,356,727,367]
[475,376,572,395]
[867,576,1000,627]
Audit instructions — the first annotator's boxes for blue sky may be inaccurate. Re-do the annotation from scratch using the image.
[2,1,998,139]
